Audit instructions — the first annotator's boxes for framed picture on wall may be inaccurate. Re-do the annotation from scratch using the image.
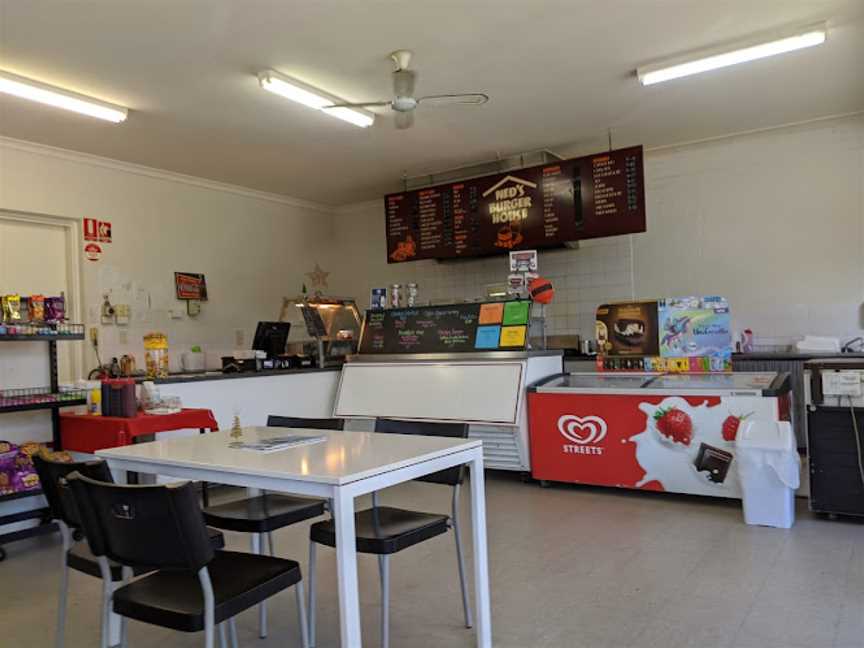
[175,272,208,301]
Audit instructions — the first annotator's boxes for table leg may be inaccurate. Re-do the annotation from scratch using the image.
[199,428,210,507]
[469,449,492,648]
[332,488,362,647]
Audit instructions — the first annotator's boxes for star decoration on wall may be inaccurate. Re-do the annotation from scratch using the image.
[305,263,330,290]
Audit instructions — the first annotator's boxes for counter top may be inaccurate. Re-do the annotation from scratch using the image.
[149,366,341,385]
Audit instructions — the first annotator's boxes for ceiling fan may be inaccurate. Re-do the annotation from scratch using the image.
[322,50,489,129]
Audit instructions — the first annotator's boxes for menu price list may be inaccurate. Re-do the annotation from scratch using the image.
[578,145,645,240]
[385,146,644,263]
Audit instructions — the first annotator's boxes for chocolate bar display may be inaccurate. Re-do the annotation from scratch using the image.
[694,442,734,484]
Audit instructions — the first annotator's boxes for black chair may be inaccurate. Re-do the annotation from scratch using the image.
[32,455,226,648]
[307,419,473,648]
[66,473,309,648]
[202,415,341,637]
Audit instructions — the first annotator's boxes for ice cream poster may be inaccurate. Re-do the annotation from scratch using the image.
[658,296,731,358]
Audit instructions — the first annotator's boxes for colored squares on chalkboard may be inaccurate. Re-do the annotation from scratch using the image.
[479,303,504,325]
[475,326,501,349]
[503,301,530,326]
[499,325,527,348]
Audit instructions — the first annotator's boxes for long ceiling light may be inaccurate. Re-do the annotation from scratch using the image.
[258,69,374,128]
[637,22,827,86]
[0,70,128,122]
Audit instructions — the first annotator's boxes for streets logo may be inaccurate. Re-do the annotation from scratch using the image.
[558,415,608,455]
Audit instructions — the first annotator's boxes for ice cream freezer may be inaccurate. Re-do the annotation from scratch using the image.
[527,372,792,498]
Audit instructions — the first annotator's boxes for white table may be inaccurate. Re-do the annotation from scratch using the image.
[97,427,492,648]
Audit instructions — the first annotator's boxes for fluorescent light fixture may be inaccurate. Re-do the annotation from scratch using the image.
[0,70,128,122]
[258,70,374,128]
[637,22,827,86]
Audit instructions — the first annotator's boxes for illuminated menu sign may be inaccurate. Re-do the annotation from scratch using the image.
[385,146,645,263]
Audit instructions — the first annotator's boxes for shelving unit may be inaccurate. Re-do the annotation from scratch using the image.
[0,326,84,562]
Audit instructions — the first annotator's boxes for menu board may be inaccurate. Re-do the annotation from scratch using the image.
[385,146,645,263]
[358,301,530,354]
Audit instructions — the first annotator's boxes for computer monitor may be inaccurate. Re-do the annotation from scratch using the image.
[252,321,291,358]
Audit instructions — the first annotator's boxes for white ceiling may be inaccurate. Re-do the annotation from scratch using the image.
[1,1,862,206]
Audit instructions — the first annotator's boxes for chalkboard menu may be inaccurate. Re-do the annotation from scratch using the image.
[385,145,645,263]
[358,301,530,354]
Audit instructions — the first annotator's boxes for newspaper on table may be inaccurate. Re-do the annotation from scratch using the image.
[229,434,326,453]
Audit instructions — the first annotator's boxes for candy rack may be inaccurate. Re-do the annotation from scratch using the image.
[0,325,85,561]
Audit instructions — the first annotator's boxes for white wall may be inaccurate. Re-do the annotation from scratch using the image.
[0,137,337,372]
[329,114,864,348]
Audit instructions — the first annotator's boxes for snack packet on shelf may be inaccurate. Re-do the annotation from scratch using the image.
[28,295,45,322]
[2,294,22,321]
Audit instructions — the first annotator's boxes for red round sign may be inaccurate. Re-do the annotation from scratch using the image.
[84,243,102,261]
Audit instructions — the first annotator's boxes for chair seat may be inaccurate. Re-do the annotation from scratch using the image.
[203,493,325,533]
[67,527,225,580]
[112,550,302,632]
[310,506,450,555]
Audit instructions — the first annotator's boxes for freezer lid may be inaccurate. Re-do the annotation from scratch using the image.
[651,372,777,396]
[530,371,791,396]
[530,372,659,391]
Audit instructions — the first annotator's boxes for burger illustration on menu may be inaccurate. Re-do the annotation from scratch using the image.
[389,234,417,262]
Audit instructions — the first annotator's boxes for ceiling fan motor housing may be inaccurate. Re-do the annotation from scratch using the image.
[392,96,418,112]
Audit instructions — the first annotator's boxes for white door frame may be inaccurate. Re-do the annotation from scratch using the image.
[0,208,85,379]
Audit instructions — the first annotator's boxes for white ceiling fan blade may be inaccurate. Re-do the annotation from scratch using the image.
[393,69,416,98]
[417,93,489,106]
[394,110,414,129]
[321,101,391,109]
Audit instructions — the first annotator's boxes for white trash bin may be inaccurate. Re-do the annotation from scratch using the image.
[736,421,800,528]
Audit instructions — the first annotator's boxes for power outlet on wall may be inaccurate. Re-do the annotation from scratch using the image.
[234,329,245,348]
[118,329,129,345]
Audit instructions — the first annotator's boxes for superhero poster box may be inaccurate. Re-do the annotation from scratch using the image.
[527,373,791,498]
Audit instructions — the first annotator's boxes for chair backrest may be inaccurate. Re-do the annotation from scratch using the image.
[267,415,344,430]
[374,419,469,486]
[67,473,214,570]
[32,455,113,528]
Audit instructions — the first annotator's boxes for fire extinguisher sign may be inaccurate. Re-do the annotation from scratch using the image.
[83,218,98,241]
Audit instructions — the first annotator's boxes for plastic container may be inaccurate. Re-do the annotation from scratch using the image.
[736,421,800,528]
[143,332,169,379]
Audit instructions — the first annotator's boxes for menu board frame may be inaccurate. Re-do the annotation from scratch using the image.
[385,145,646,264]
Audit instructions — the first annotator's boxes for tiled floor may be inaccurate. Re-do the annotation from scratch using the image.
[1,473,862,647]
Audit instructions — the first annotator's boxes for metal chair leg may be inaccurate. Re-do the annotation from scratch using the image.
[119,566,133,648]
[378,555,390,648]
[254,532,267,638]
[295,580,310,648]
[218,622,228,648]
[55,521,72,648]
[452,484,474,629]
[308,541,317,647]
[228,618,239,648]
[199,567,215,648]
[267,531,276,557]
[97,557,113,648]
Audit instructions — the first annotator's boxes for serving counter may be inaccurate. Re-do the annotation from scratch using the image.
[146,367,341,431]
